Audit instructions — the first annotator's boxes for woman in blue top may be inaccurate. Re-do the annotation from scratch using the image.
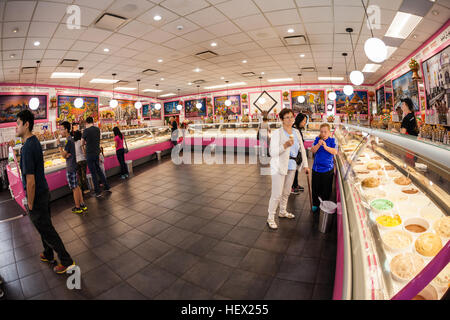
[310,123,338,212]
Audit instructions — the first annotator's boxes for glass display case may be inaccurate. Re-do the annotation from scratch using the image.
[334,124,449,300]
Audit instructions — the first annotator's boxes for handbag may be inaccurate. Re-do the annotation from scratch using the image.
[123,136,129,154]
[289,132,302,165]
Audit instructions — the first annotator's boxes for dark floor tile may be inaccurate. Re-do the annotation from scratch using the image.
[223,226,261,247]
[81,265,122,298]
[264,278,314,300]
[103,221,134,238]
[20,272,49,298]
[64,239,89,256]
[181,259,233,293]
[237,215,267,231]
[302,238,323,258]
[208,199,233,210]
[227,202,252,214]
[58,229,79,243]
[286,236,307,256]
[312,284,334,300]
[239,248,283,276]
[217,269,272,300]
[16,256,43,278]
[3,279,24,300]
[132,238,173,262]
[13,242,41,262]
[29,290,55,300]
[137,219,171,237]
[96,282,147,300]
[156,210,187,225]
[72,251,104,274]
[198,221,234,240]
[91,240,129,263]
[154,248,199,276]
[127,265,177,299]
[205,241,249,268]
[0,263,19,282]
[116,229,150,249]
[0,239,13,254]
[237,194,261,204]
[316,258,336,285]
[213,211,244,226]
[175,215,210,232]
[276,255,320,284]
[155,278,212,300]
[321,242,337,260]
[80,230,112,248]
[218,192,242,201]
[177,234,219,257]
[155,226,193,246]
[122,213,151,228]
[253,232,291,254]
[173,203,202,215]
[193,206,223,220]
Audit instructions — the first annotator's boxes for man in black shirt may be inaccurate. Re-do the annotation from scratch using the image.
[169,116,178,146]
[82,116,110,197]
[16,110,74,274]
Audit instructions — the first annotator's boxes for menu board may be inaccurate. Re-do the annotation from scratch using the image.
[57,95,98,123]
[0,94,47,124]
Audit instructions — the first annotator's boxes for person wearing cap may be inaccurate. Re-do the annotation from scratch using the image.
[392,98,419,136]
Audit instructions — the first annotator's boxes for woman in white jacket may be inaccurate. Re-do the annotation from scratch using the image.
[267,109,309,230]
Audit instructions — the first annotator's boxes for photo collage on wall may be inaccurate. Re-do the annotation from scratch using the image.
[335,90,369,115]
[291,90,325,114]
[392,70,420,113]
[0,94,47,124]
[185,98,206,118]
[376,86,385,114]
[214,95,241,116]
[421,45,450,125]
[57,95,98,123]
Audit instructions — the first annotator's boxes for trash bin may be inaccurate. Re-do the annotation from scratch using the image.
[156,151,162,161]
[126,160,133,176]
[318,200,337,233]
[86,174,94,191]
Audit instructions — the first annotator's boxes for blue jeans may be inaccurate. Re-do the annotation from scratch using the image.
[87,153,109,194]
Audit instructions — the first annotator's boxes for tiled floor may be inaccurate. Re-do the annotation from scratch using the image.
[0,154,337,300]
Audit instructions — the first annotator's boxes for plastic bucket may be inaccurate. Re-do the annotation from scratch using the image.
[318,200,337,233]
[156,151,162,161]
[126,160,133,176]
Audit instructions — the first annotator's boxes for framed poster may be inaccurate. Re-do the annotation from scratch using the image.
[150,103,162,120]
[142,104,150,118]
[185,98,206,118]
[0,94,47,124]
[291,90,325,114]
[164,101,179,115]
[57,95,98,123]
[335,90,369,115]
[376,86,385,114]
[385,92,393,112]
[213,95,241,116]
[392,70,420,112]
[115,99,138,121]
[248,91,282,115]
[421,45,449,124]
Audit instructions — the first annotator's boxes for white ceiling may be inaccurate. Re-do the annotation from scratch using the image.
[0,0,449,97]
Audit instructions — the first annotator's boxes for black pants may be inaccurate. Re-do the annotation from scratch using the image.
[116,148,128,176]
[28,192,73,267]
[171,139,177,147]
[86,153,109,194]
[292,170,299,189]
[311,169,334,207]
[76,160,88,191]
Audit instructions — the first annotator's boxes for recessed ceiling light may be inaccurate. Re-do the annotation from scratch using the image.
[267,78,293,83]
[160,78,164,80]
[103,48,110,52]
[51,72,85,79]
[188,82,192,85]
[177,25,184,30]
[153,15,162,21]
[211,42,217,47]
[220,76,224,79]
[261,72,265,75]
[33,41,40,46]
[204,82,246,89]
[194,68,201,72]
[318,76,344,81]
[158,59,163,63]
[300,54,305,58]
[115,87,136,91]
[160,93,176,97]
[362,64,382,73]
[242,60,247,63]
[12,28,19,33]
[143,88,162,92]
[385,12,422,39]
[288,28,294,33]
[90,78,119,84]
[10,54,15,58]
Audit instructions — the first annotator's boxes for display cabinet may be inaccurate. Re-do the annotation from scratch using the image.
[334,124,449,300]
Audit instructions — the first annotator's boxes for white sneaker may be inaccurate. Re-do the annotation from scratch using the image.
[279,212,295,219]
[267,219,278,229]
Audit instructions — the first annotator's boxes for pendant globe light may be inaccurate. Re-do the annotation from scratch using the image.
[346,28,364,86]
[224,81,232,106]
[74,67,84,109]
[154,84,161,110]
[109,73,118,108]
[195,85,202,109]
[258,77,266,104]
[176,89,182,111]
[134,79,142,109]
[29,60,41,110]
[362,0,387,63]
[342,53,354,96]
[297,73,305,103]
[328,67,337,101]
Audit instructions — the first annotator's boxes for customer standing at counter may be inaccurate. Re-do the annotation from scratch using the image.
[392,98,419,136]
[169,117,178,146]
[291,113,307,195]
[73,130,89,194]
[82,116,110,197]
[113,126,129,179]
[16,110,75,274]
[310,123,338,213]
[267,109,309,230]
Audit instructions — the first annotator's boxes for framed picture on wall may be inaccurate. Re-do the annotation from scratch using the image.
[291,90,325,114]
[0,94,47,124]
[57,95,98,123]
[114,99,138,121]
[164,101,180,115]
[185,98,206,118]
[142,104,150,118]
[392,70,420,112]
[150,103,162,119]
[421,44,449,124]
[335,90,369,115]
[213,95,241,116]
[376,86,385,114]
[386,92,393,112]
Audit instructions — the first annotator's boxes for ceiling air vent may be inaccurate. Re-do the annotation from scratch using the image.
[195,50,218,59]
[59,59,79,67]
[193,80,206,84]
[282,35,307,46]
[301,67,316,72]
[95,13,128,31]
[21,67,36,74]
[241,72,256,77]
[142,69,159,76]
